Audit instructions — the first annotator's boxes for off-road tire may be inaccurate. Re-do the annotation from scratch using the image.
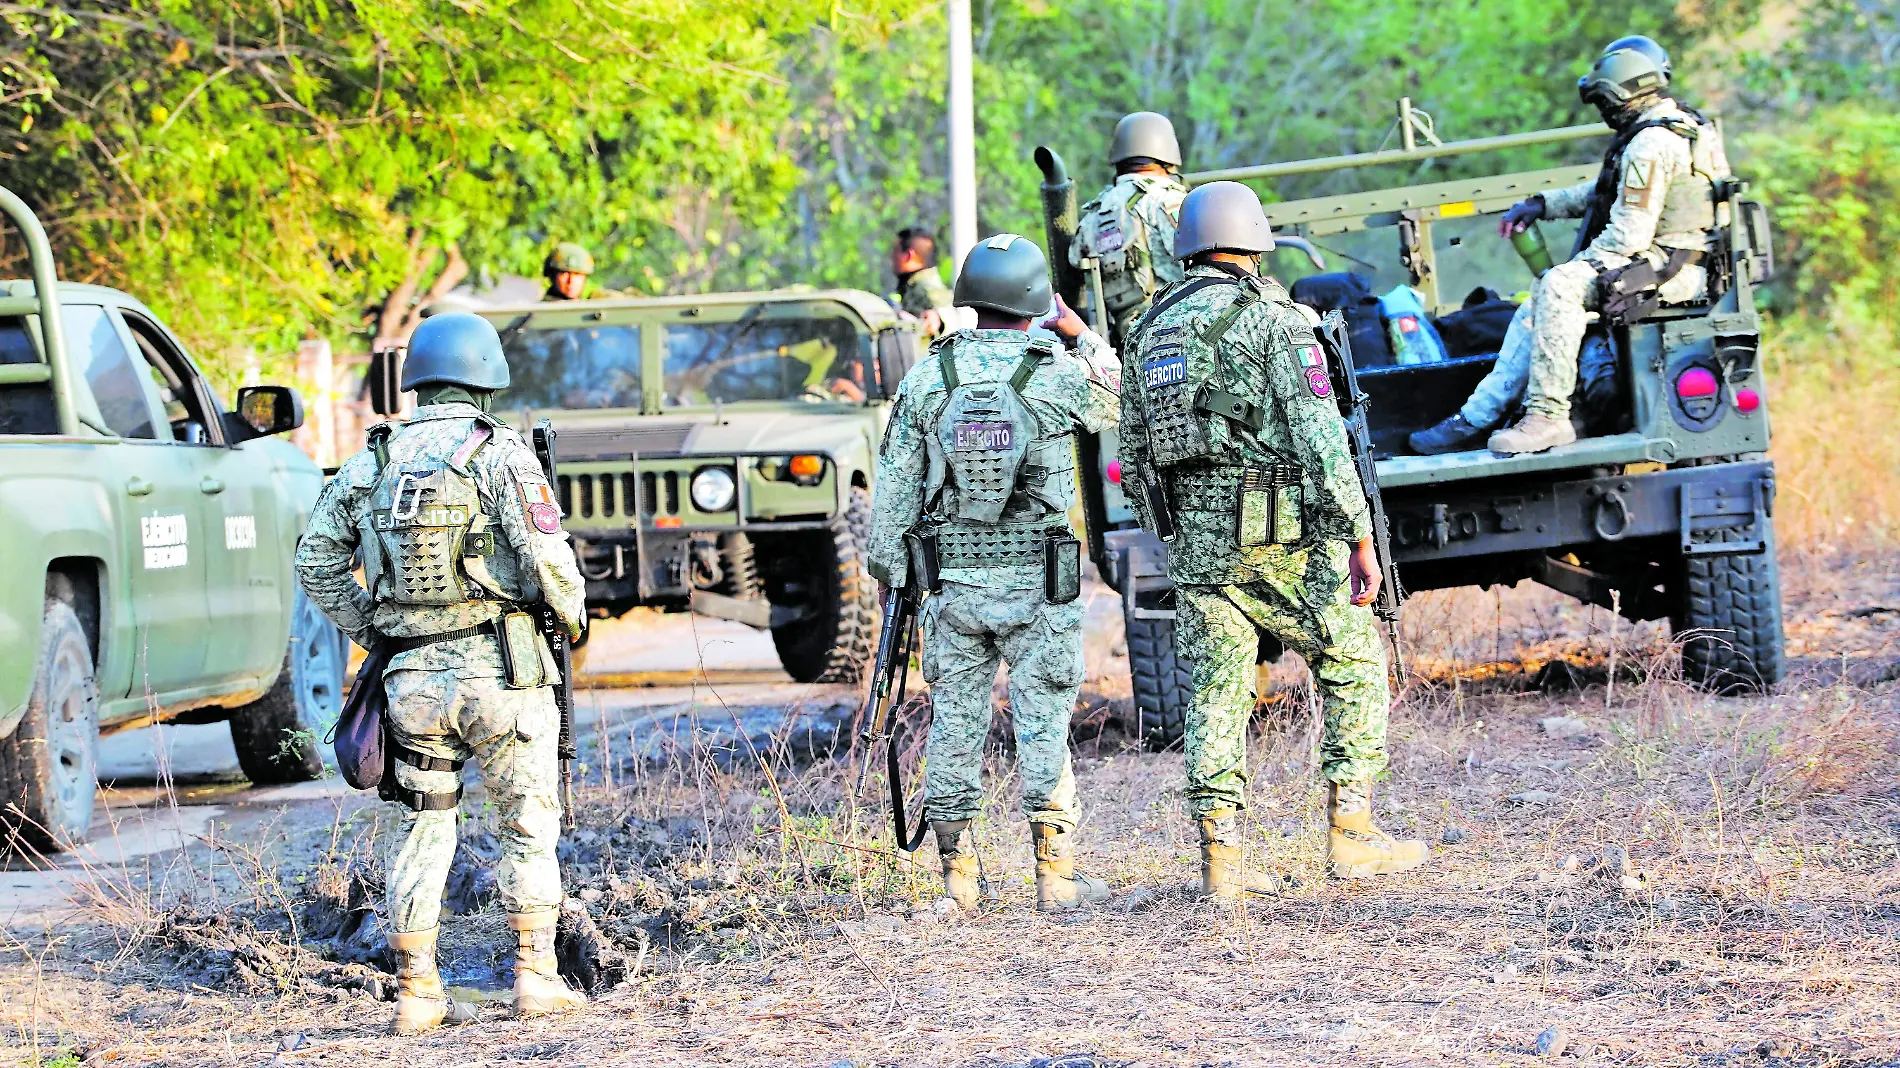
[229,588,346,784]
[0,600,99,853]
[1127,603,1193,751]
[1674,531,1785,695]
[773,485,876,684]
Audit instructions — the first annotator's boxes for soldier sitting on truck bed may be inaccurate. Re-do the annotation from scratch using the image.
[1407,36,1731,458]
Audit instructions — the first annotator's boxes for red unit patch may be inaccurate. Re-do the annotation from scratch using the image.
[1305,367,1332,398]
[528,502,562,534]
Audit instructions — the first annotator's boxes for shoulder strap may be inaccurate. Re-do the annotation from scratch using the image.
[1008,337,1058,393]
[1199,276,1268,348]
[367,423,395,474]
[935,335,960,392]
[450,421,495,470]
[1128,275,1237,353]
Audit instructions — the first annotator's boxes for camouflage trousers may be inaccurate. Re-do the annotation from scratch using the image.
[381,668,565,934]
[1174,541,1390,818]
[1461,253,1707,425]
[920,582,1086,830]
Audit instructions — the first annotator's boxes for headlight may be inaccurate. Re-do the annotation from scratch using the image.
[690,466,736,512]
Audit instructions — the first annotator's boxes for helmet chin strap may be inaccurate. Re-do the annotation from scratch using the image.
[1597,92,1661,131]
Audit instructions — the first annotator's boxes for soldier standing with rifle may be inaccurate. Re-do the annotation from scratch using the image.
[294,312,589,1034]
[1069,112,1190,347]
[1119,183,1429,898]
[867,234,1121,912]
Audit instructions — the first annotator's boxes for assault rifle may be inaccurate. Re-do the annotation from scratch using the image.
[530,419,577,827]
[857,578,931,854]
[1316,311,1407,662]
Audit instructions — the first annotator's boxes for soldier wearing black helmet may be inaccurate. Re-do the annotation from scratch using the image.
[1409,36,1731,457]
[295,312,589,1033]
[1069,112,1191,346]
[1121,182,1429,899]
[867,234,1122,912]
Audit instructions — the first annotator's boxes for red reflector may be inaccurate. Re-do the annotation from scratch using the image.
[1105,459,1122,484]
[1735,388,1761,413]
[1398,316,1418,332]
[653,516,683,529]
[1676,367,1719,398]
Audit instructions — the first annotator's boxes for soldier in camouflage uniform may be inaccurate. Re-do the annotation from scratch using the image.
[295,313,589,1033]
[1069,112,1190,348]
[544,242,619,301]
[892,227,956,338]
[1120,183,1428,896]
[1409,37,1731,457]
[868,234,1121,912]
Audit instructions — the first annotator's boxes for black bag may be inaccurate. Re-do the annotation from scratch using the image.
[1291,272,1393,367]
[1433,287,1519,359]
[331,644,391,792]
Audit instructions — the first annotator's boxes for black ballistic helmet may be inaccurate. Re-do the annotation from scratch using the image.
[1108,112,1182,167]
[402,312,511,392]
[953,234,1054,318]
[1174,181,1276,259]
[1579,43,1670,107]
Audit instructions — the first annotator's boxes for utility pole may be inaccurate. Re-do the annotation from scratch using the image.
[946,0,976,277]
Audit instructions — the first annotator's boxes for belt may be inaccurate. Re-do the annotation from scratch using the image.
[937,523,1060,567]
[1173,464,1301,511]
[384,621,495,657]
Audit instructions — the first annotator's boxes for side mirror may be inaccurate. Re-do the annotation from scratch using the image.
[368,344,403,416]
[231,385,305,440]
[875,322,923,398]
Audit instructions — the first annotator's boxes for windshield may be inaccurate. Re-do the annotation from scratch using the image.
[501,324,643,409]
[663,309,868,406]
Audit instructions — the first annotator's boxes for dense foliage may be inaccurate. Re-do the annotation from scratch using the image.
[1,0,1891,378]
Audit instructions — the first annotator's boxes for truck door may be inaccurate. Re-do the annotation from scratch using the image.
[56,304,212,699]
[115,310,287,685]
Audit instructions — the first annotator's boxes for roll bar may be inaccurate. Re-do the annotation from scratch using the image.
[0,185,77,436]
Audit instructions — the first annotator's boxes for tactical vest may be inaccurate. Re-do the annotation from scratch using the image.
[359,417,513,607]
[1078,175,1172,318]
[1574,106,1725,257]
[1128,273,1276,467]
[922,335,1075,564]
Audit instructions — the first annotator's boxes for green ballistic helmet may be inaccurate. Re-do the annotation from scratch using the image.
[402,312,511,392]
[1109,111,1182,167]
[953,233,1054,318]
[1603,35,1671,78]
[543,242,595,276]
[1174,181,1276,259]
[1579,44,1670,107]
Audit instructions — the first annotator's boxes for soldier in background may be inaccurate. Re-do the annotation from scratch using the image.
[1408,36,1731,456]
[295,313,589,1033]
[1070,112,1190,347]
[1119,183,1428,898]
[543,242,615,301]
[891,226,956,337]
[868,234,1122,912]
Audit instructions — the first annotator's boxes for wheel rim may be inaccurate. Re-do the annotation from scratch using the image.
[290,592,344,744]
[45,639,97,831]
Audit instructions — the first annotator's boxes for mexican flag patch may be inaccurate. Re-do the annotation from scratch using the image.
[1299,343,1331,398]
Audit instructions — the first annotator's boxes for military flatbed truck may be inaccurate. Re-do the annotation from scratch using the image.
[372,290,922,684]
[0,188,345,851]
[1040,108,1783,746]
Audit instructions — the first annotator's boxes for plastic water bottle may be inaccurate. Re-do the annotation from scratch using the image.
[1511,223,1554,278]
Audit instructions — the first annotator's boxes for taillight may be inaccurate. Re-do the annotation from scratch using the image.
[1105,459,1122,484]
[1675,367,1719,399]
[1735,388,1761,413]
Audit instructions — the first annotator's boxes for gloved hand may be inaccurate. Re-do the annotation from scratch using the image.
[1497,197,1545,239]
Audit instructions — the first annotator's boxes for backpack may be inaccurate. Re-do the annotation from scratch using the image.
[1079,175,1168,318]
[927,337,1057,524]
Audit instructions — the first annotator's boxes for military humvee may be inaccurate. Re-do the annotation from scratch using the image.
[0,187,344,850]
[416,291,922,684]
[1041,109,1783,746]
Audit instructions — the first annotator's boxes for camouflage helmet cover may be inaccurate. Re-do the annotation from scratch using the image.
[402,311,511,392]
[953,233,1054,318]
[543,242,595,276]
[1174,181,1276,259]
[1108,112,1182,167]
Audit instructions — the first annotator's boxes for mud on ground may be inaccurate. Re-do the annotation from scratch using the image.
[2,548,1897,1067]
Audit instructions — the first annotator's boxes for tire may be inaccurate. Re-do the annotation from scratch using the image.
[773,486,877,684]
[1126,600,1193,751]
[1,600,99,853]
[1674,529,1785,695]
[228,587,346,784]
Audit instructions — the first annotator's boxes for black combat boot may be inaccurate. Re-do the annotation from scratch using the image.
[1407,413,1489,455]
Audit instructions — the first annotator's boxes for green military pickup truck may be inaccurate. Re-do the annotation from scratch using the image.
[373,289,921,684]
[0,189,345,851]
[1041,109,1784,746]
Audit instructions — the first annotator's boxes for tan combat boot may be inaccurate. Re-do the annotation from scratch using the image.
[1327,782,1429,880]
[1487,412,1576,456]
[931,819,981,910]
[1030,823,1111,912]
[1198,809,1287,900]
[510,911,587,1017]
[388,927,477,1035]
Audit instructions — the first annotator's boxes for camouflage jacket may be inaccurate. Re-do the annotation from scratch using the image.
[898,268,956,333]
[1070,173,1189,325]
[869,328,1120,590]
[1542,97,1732,263]
[295,403,586,676]
[1120,265,1371,587]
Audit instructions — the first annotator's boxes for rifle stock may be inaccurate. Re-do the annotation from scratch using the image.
[858,583,930,853]
[531,419,578,827]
